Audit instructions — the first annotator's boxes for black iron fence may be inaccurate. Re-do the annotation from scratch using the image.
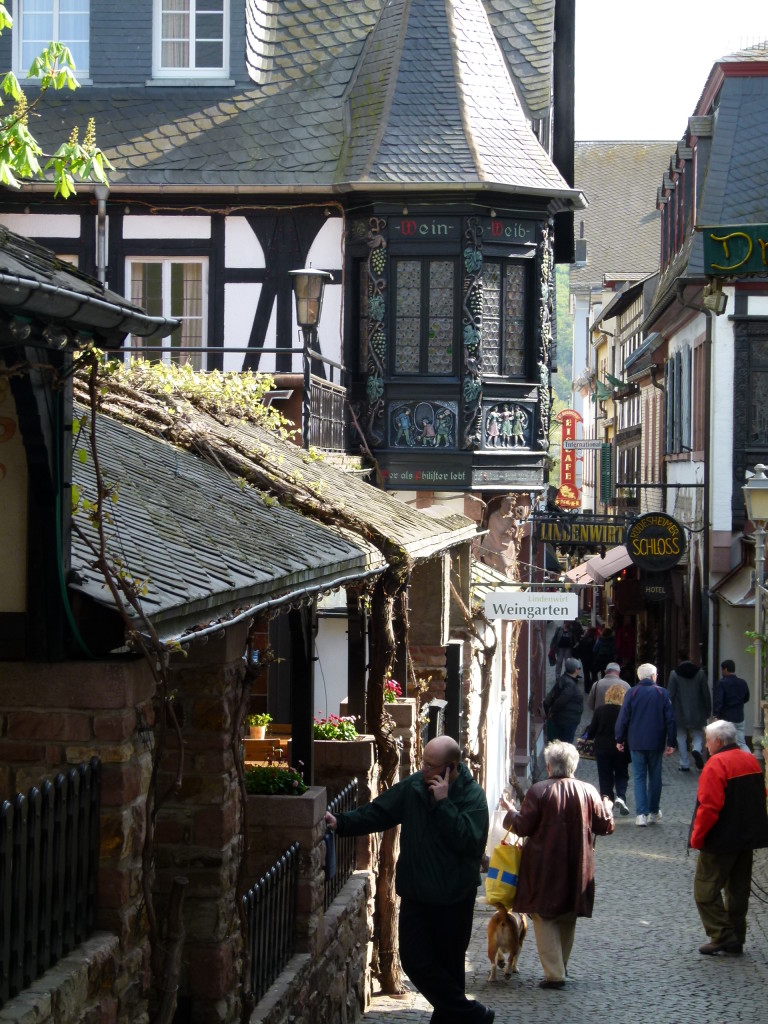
[324,779,359,910]
[0,758,101,1009]
[308,374,346,452]
[244,843,299,1005]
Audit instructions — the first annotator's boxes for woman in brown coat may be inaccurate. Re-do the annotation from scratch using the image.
[500,740,614,988]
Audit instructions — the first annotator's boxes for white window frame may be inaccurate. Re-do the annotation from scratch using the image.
[152,0,229,80]
[13,0,90,77]
[125,257,208,368]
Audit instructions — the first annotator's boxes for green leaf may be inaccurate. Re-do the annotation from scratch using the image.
[76,448,88,464]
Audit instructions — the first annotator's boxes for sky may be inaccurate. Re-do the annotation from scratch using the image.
[575,0,768,140]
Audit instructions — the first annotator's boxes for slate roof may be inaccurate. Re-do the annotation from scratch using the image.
[647,44,768,323]
[72,373,478,641]
[570,142,675,291]
[71,406,387,643]
[0,227,177,346]
[24,0,578,203]
[341,0,573,198]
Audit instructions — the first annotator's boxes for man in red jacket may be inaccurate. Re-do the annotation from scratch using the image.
[689,719,768,955]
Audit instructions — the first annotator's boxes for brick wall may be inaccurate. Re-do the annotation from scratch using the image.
[0,660,155,1023]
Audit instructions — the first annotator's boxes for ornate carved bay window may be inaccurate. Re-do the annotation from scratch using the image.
[349,212,551,488]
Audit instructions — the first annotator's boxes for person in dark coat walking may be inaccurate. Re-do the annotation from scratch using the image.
[500,741,614,988]
[575,625,600,693]
[713,660,750,749]
[586,683,631,815]
[667,657,711,771]
[549,620,583,678]
[689,719,768,955]
[592,627,617,675]
[543,658,584,744]
[615,663,676,827]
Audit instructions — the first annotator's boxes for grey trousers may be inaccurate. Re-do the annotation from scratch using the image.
[531,912,577,982]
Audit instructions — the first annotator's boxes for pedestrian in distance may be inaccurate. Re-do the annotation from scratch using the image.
[713,660,750,750]
[549,619,582,678]
[592,626,617,676]
[586,661,630,712]
[585,683,631,816]
[667,654,711,771]
[500,741,614,989]
[689,719,768,956]
[575,625,599,693]
[543,657,584,744]
[615,662,676,827]
[325,735,495,1024]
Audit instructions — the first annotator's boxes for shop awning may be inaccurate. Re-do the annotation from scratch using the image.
[565,544,634,586]
[711,564,755,608]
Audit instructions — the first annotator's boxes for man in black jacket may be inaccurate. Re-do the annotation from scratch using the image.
[713,660,750,749]
[689,719,768,955]
[326,735,493,1023]
[544,658,584,744]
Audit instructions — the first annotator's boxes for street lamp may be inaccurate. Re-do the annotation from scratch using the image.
[742,463,768,761]
[289,268,333,447]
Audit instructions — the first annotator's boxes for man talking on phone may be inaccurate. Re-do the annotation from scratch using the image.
[325,734,493,1023]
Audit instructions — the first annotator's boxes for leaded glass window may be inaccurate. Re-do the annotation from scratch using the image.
[479,261,526,375]
[502,264,526,375]
[427,261,454,374]
[480,261,501,373]
[393,258,456,376]
[127,258,206,370]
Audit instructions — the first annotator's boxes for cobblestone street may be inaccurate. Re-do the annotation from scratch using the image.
[364,741,768,1023]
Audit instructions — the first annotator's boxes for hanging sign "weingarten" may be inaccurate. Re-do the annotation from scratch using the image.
[485,591,578,620]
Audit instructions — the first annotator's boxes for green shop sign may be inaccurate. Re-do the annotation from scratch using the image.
[702,225,768,276]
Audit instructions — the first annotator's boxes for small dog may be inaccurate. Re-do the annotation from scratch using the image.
[487,903,528,981]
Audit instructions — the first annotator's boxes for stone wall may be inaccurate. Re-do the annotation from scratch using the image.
[250,875,372,1024]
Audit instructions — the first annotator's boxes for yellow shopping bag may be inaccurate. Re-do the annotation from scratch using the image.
[485,830,524,909]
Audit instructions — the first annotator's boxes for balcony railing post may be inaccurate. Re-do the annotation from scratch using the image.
[302,329,313,449]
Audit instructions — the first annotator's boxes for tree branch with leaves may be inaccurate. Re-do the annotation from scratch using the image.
[0,4,111,196]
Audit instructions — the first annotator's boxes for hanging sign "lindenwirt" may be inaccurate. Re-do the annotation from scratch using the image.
[485,591,579,620]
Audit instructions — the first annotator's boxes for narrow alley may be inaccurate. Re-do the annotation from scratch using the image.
[364,744,768,1023]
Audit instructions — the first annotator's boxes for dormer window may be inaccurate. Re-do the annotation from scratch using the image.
[153,0,228,79]
[15,0,90,77]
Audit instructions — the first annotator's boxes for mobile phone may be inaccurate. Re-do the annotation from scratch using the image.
[441,764,454,780]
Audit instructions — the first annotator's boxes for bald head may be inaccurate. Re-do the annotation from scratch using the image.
[424,736,460,765]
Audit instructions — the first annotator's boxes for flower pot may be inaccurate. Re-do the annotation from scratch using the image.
[249,725,266,739]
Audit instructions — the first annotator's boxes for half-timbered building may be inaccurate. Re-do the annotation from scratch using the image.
[0,0,582,493]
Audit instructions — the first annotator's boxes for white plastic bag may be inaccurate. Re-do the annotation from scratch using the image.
[485,805,509,857]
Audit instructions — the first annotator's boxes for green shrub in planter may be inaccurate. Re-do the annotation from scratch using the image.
[244,763,307,795]
[313,714,358,740]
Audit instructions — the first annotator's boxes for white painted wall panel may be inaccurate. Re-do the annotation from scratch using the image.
[225,217,265,268]
[222,282,261,372]
[710,311,736,532]
[122,216,211,239]
[0,214,80,237]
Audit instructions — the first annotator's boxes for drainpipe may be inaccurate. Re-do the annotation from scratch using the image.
[675,279,713,666]
[93,185,109,285]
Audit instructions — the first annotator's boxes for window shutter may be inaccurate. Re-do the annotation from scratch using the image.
[600,442,613,506]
